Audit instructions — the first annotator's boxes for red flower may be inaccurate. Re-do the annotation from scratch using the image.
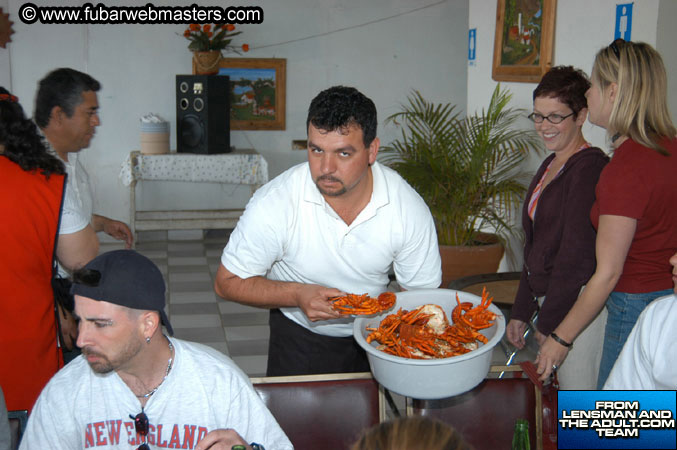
[182,22,244,53]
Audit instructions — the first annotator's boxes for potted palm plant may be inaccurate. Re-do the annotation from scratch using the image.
[382,85,541,287]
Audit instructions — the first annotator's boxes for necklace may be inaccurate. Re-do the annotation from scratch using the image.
[136,338,174,399]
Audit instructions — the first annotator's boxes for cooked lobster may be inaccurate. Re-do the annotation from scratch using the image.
[365,287,496,359]
[331,292,397,315]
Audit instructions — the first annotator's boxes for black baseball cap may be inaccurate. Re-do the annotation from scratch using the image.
[70,249,174,336]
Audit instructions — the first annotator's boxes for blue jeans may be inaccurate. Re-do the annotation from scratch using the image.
[596,289,673,389]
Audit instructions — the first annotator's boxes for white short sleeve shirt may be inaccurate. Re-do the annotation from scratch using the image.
[604,294,677,390]
[52,151,94,277]
[59,152,93,235]
[221,161,442,337]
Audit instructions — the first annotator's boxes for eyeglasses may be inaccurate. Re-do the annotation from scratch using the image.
[527,112,574,124]
[130,410,150,450]
[609,38,625,59]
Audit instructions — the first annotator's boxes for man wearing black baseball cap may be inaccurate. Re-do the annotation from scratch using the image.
[20,250,291,450]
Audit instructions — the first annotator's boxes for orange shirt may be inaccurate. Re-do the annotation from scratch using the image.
[0,157,65,412]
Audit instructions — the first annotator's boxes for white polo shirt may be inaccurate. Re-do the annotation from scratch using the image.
[221,161,442,337]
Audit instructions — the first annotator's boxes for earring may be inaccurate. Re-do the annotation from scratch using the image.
[146,337,151,344]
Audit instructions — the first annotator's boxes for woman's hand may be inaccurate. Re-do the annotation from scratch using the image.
[506,319,527,349]
[535,334,570,381]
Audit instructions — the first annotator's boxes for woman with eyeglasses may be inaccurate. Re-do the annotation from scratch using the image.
[507,66,609,389]
[536,40,677,388]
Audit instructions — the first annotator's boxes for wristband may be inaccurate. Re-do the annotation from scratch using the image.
[550,332,572,348]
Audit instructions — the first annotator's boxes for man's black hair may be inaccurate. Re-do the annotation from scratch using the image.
[34,68,101,128]
[306,86,377,147]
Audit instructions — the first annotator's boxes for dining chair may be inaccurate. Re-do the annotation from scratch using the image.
[250,372,385,450]
[407,365,543,450]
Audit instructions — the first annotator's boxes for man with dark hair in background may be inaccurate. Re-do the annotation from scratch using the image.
[215,86,442,376]
[35,68,133,353]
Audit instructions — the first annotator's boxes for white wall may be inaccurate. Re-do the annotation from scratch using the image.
[3,0,468,224]
[468,0,664,270]
[0,0,12,88]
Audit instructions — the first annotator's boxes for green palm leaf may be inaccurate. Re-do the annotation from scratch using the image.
[382,84,542,248]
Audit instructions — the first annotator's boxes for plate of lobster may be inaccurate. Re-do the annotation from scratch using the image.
[353,288,505,399]
[330,292,397,316]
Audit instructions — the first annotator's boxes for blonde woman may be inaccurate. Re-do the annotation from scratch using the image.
[351,416,473,450]
[536,40,677,388]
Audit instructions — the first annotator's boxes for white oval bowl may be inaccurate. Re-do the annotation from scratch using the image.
[353,288,506,399]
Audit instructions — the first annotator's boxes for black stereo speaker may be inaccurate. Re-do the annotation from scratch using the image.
[176,75,231,154]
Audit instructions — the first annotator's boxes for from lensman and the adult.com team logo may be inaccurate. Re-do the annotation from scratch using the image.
[558,390,676,449]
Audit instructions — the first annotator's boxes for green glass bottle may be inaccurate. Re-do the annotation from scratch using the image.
[512,418,531,450]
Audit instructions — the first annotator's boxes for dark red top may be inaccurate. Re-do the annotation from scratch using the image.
[512,148,608,335]
[0,157,65,412]
[590,137,677,293]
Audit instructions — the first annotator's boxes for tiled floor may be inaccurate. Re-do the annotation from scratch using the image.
[100,229,537,382]
[100,229,271,377]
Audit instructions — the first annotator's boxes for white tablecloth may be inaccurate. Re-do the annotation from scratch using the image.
[119,150,269,187]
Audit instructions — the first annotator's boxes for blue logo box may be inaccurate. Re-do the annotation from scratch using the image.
[558,390,676,449]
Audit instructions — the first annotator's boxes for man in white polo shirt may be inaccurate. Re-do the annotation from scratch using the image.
[215,86,442,376]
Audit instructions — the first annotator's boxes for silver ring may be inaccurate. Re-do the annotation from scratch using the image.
[552,364,558,371]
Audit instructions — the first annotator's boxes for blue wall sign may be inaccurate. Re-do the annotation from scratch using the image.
[615,3,633,40]
[468,28,476,61]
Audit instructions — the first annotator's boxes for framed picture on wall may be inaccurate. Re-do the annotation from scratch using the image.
[194,57,286,130]
[492,0,557,83]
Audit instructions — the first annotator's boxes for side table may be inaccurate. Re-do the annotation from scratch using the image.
[119,150,268,240]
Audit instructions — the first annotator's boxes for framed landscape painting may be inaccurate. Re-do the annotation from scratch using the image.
[196,57,286,130]
[492,0,557,83]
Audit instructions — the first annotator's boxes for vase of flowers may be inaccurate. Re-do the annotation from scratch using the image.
[183,23,249,75]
